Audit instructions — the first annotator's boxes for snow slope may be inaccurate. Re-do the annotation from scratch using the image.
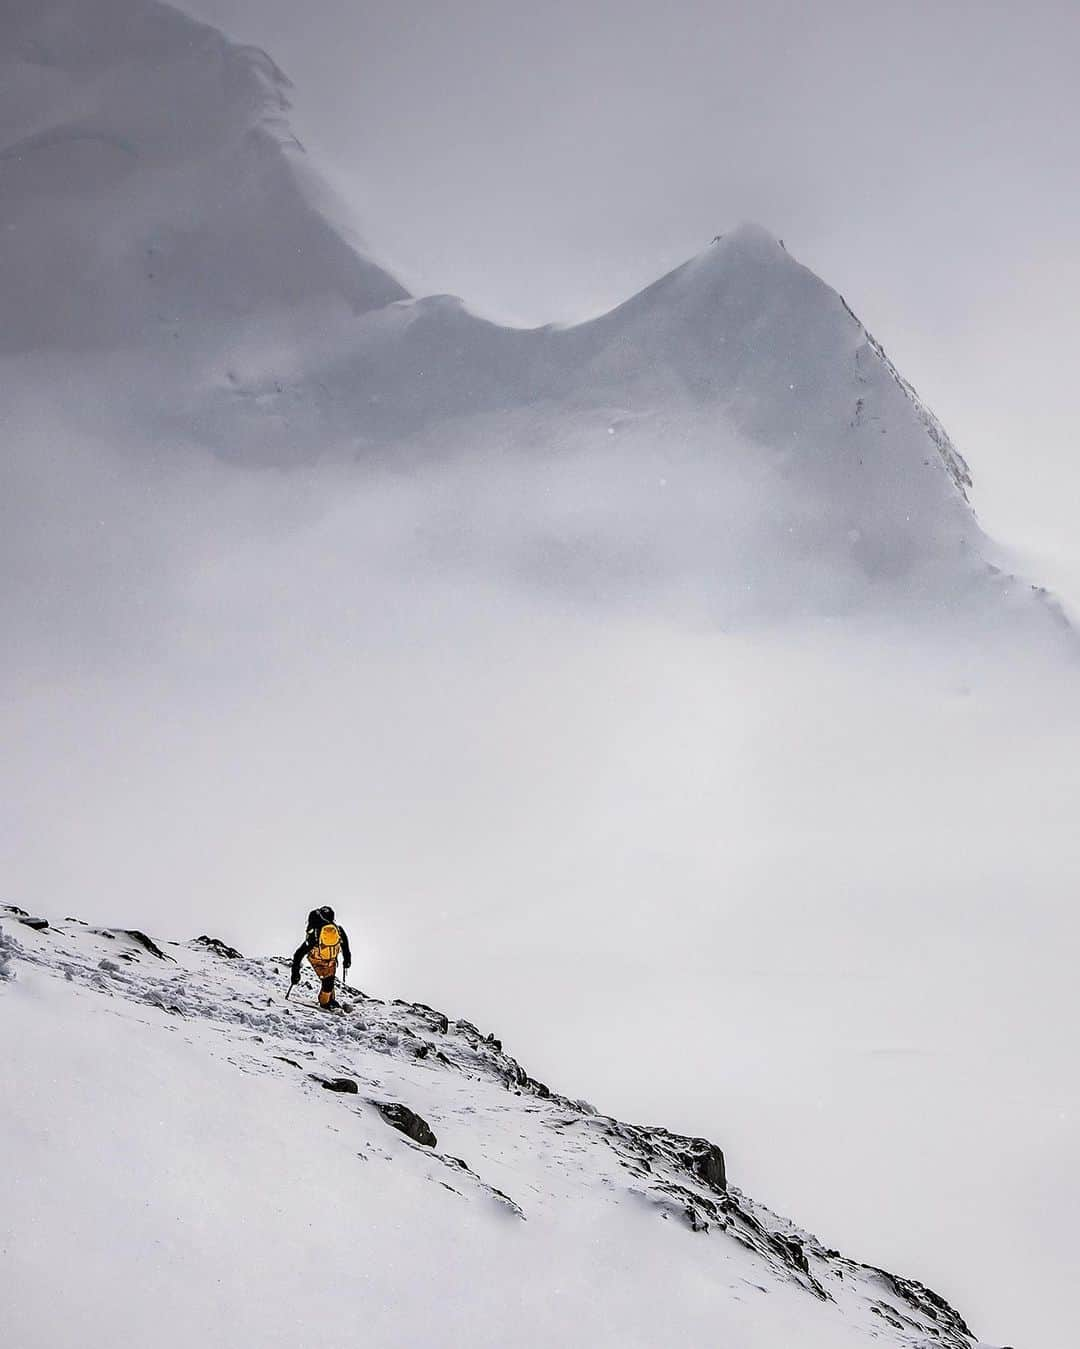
[0,907,1006,1349]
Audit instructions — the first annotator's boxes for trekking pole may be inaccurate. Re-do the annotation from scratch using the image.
[285,979,293,1000]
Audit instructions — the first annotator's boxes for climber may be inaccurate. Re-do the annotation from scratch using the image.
[290,906,351,1009]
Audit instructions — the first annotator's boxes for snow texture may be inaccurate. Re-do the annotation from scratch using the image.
[0,915,22,981]
[0,910,1005,1349]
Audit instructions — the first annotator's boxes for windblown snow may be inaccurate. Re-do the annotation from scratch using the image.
[0,909,1006,1349]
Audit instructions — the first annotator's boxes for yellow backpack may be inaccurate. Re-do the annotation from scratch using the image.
[314,923,340,964]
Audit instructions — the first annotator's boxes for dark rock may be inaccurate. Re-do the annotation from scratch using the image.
[315,1076,359,1094]
[17,915,49,931]
[92,927,174,960]
[410,1002,450,1033]
[680,1138,727,1191]
[193,935,244,960]
[776,1235,810,1276]
[865,1268,974,1343]
[527,1078,551,1099]
[375,1102,437,1147]
[3,905,29,916]
[121,929,174,961]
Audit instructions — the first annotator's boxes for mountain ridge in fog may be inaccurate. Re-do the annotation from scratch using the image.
[1,0,1069,636]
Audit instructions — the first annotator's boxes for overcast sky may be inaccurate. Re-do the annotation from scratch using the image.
[178,0,1080,604]
[5,6,1078,1344]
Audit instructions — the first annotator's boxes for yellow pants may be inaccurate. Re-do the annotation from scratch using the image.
[308,954,337,1006]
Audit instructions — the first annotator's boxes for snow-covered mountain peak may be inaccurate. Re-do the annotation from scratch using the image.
[1,0,1068,640]
[689,220,790,270]
[1,904,1011,1349]
[2,0,291,201]
[0,0,407,354]
[594,219,797,325]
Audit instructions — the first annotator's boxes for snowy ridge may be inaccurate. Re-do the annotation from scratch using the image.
[1,0,1071,635]
[0,0,408,354]
[837,293,973,500]
[1,906,1007,1349]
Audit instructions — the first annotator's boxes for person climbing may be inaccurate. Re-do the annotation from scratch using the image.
[290,905,351,1009]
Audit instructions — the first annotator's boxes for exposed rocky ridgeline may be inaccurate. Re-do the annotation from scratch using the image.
[1,906,994,1349]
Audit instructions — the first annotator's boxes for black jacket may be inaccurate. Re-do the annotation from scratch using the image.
[291,922,351,982]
